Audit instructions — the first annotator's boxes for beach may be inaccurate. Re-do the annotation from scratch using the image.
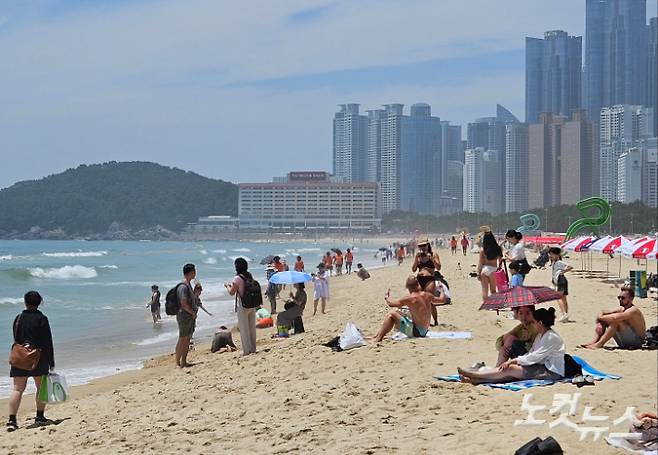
[1,248,656,454]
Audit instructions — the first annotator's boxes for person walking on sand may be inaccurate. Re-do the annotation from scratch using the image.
[345,249,354,274]
[7,291,55,432]
[147,284,161,323]
[477,229,503,301]
[294,255,305,272]
[548,247,573,323]
[450,236,458,255]
[580,287,646,349]
[460,234,469,256]
[323,252,333,276]
[175,264,198,368]
[225,258,257,356]
[312,264,330,315]
[334,251,344,276]
[371,276,444,342]
[396,245,405,265]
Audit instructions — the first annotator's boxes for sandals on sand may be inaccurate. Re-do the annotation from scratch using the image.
[6,421,18,432]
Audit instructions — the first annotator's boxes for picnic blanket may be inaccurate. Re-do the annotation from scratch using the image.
[391,331,472,341]
[435,355,621,391]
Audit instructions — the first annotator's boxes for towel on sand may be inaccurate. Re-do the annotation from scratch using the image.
[391,331,472,341]
[435,355,620,391]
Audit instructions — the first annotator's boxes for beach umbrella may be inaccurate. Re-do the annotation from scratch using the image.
[620,236,649,258]
[631,238,657,260]
[260,255,275,265]
[268,271,312,285]
[561,236,583,250]
[479,286,563,311]
[587,236,613,253]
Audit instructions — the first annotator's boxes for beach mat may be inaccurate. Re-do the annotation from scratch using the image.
[435,355,620,391]
[391,331,472,341]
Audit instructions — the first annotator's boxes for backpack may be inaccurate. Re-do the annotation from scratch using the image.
[238,274,263,309]
[165,283,186,316]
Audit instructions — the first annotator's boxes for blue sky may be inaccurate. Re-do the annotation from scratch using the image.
[0,0,656,188]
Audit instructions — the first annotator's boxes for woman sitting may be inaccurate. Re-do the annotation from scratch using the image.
[459,307,564,384]
[494,305,537,367]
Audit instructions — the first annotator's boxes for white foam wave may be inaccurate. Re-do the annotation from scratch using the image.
[232,248,251,252]
[42,250,108,258]
[99,265,119,269]
[200,249,209,255]
[0,297,23,305]
[294,248,321,253]
[0,255,12,261]
[28,265,98,280]
[203,257,218,264]
[229,255,252,262]
[212,249,227,254]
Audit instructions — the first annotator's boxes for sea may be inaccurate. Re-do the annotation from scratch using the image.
[0,239,387,397]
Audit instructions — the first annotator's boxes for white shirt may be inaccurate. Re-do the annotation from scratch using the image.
[508,242,526,261]
[551,260,567,285]
[516,329,565,376]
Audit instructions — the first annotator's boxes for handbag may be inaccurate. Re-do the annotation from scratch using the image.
[8,315,42,371]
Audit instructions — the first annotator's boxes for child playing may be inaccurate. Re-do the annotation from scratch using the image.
[548,247,573,322]
[508,261,524,288]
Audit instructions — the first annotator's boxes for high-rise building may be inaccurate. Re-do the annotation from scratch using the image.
[599,105,654,201]
[379,104,404,213]
[643,137,658,208]
[443,160,464,215]
[333,104,368,182]
[528,111,595,208]
[366,109,385,183]
[560,110,596,205]
[467,104,520,213]
[648,17,658,134]
[440,121,463,204]
[463,148,502,214]
[585,0,648,122]
[400,103,442,214]
[525,30,582,124]
[505,123,529,212]
[617,147,643,204]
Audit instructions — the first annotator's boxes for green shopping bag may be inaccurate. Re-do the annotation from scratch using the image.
[37,373,70,404]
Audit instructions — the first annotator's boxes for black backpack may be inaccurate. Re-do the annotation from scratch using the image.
[238,274,263,309]
[563,354,582,378]
[165,283,186,316]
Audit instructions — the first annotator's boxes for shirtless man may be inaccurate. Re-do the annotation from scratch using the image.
[371,276,442,342]
[580,287,646,349]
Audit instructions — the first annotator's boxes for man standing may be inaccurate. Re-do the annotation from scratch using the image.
[345,249,353,274]
[460,234,469,256]
[294,255,305,272]
[175,264,198,368]
[148,285,161,323]
[581,287,646,349]
[334,251,344,276]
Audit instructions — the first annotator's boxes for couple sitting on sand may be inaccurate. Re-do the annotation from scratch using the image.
[370,276,449,342]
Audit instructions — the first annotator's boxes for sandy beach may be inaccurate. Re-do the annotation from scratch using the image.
[1,248,656,454]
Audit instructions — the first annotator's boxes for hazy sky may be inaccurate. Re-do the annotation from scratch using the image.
[0,0,656,188]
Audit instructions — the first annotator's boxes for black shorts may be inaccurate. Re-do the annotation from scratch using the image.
[417,275,434,290]
[556,275,568,295]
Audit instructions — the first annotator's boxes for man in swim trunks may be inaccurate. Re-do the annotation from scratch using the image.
[371,276,442,342]
[580,287,646,349]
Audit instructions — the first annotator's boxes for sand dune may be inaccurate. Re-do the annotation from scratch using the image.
[1,248,656,454]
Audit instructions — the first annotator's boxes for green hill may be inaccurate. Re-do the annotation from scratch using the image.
[0,161,238,237]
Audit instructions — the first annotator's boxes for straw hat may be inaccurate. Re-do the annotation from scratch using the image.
[417,235,430,246]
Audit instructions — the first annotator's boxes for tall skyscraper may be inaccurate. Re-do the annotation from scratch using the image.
[617,147,643,203]
[648,17,658,134]
[525,30,582,124]
[463,148,502,214]
[379,104,404,213]
[333,104,368,182]
[366,109,385,183]
[440,121,463,206]
[505,123,529,212]
[599,105,654,201]
[560,110,596,205]
[643,137,658,208]
[443,160,464,214]
[400,103,442,214]
[585,0,648,122]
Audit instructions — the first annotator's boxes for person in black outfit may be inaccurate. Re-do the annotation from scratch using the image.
[7,291,55,432]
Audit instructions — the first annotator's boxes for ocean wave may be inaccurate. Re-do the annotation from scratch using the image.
[42,250,108,258]
[0,255,12,261]
[99,265,119,269]
[211,249,227,254]
[0,297,23,305]
[203,257,218,264]
[232,248,251,252]
[28,265,98,280]
[200,249,209,255]
[293,248,321,253]
[228,255,252,263]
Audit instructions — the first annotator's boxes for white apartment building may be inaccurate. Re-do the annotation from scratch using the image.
[617,148,643,204]
[238,172,381,232]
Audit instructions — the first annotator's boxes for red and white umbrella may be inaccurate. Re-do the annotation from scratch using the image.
[631,238,657,260]
[565,236,596,252]
[587,236,613,253]
[620,236,650,258]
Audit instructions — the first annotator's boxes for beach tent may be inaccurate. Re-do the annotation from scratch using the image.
[631,238,657,260]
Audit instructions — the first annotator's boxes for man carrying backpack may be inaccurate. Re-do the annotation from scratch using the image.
[174,264,198,368]
[225,257,261,356]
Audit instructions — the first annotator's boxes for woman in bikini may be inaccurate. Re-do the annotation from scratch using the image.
[477,230,503,301]
[412,237,442,325]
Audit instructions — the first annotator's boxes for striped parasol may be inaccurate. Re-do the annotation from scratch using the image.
[479,286,563,311]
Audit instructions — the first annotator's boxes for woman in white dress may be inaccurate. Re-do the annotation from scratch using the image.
[312,264,330,315]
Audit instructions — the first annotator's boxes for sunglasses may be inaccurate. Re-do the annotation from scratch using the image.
[617,295,625,300]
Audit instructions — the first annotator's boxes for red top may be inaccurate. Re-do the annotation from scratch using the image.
[294,260,304,272]
[345,251,353,262]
